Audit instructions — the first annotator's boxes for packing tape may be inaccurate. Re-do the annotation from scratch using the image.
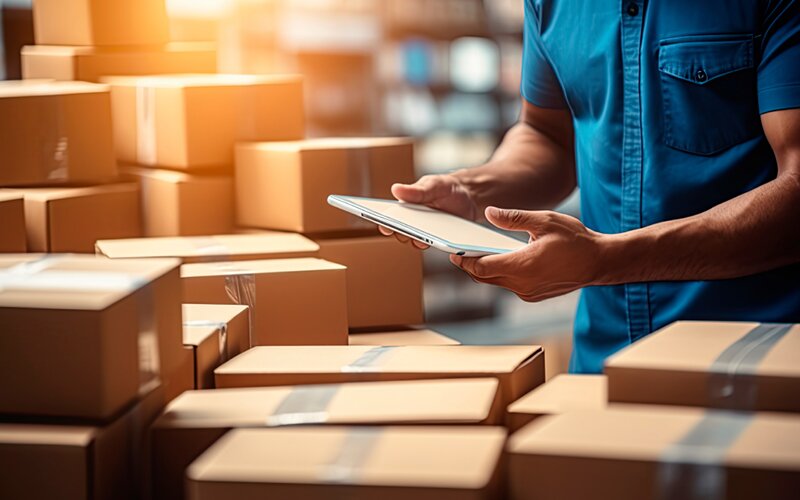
[346,147,373,228]
[708,323,792,409]
[658,410,752,500]
[223,270,257,346]
[136,81,158,165]
[321,427,382,484]
[341,346,397,373]
[266,384,340,427]
[183,320,229,362]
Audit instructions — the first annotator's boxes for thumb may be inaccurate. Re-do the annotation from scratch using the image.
[391,177,446,204]
[485,207,547,235]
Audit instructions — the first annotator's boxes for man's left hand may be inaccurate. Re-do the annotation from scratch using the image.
[451,206,605,302]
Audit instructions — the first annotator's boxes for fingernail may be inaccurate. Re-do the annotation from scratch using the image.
[486,206,501,218]
[450,255,462,266]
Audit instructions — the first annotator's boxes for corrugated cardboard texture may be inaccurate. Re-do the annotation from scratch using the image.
[506,374,607,431]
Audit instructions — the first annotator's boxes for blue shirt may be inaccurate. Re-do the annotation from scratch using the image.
[521,0,800,373]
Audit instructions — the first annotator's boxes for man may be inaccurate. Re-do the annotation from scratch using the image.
[383,0,800,373]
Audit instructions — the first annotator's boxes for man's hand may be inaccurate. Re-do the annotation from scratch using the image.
[451,206,604,302]
[377,174,478,249]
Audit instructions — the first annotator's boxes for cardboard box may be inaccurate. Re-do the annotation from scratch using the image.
[8,183,141,253]
[105,74,304,170]
[0,193,26,252]
[0,254,185,418]
[605,321,800,413]
[235,137,416,233]
[182,258,349,346]
[349,327,460,346]
[96,232,319,264]
[151,378,501,500]
[186,426,507,500]
[183,303,250,369]
[33,0,169,46]
[507,406,800,500]
[315,235,424,328]
[0,80,116,186]
[21,43,217,83]
[215,345,544,408]
[121,166,233,237]
[506,374,607,431]
[0,381,166,500]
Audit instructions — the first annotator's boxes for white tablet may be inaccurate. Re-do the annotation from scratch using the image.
[328,195,527,257]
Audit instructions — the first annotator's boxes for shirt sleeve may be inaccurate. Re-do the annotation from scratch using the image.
[520,0,568,109]
[757,0,800,113]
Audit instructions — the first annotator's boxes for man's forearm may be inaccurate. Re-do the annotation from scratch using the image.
[598,172,800,285]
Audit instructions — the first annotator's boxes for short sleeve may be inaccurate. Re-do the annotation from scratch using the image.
[757,0,800,113]
[520,0,567,109]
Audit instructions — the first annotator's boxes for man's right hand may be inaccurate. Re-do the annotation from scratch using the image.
[378,174,478,249]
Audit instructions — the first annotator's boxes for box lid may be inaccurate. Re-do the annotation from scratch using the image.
[187,426,506,489]
[349,329,460,346]
[605,321,800,378]
[0,192,24,203]
[0,80,108,98]
[183,324,219,348]
[507,374,606,416]
[183,303,249,324]
[182,258,344,278]
[96,233,319,261]
[238,136,413,153]
[102,73,301,89]
[154,378,500,429]
[507,406,800,470]
[216,345,539,376]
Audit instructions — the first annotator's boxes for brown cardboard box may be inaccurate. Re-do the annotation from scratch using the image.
[8,183,141,253]
[96,232,319,264]
[183,326,221,390]
[0,80,116,186]
[0,381,166,500]
[314,235,424,328]
[215,345,544,408]
[507,406,800,500]
[33,0,169,46]
[151,378,501,500]
[21,43,217,83]
[182,258,348,346]
[0,254,185,418]
[105,74,303,170]
[605,321,800,413]
[186,426,507,500]
[0,193,26,252]
[235,137,416,233]
[349,327,460,346]
[121,166,233,237]
[506,374,607,431]
[183,303,250,368]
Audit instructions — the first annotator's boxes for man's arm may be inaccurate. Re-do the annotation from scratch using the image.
[600,108,800,283]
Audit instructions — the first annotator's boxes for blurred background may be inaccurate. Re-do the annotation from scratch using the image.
[1,0,579,375]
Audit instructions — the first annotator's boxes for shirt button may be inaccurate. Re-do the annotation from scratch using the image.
[626,3,639,16]
[696,69,707,82]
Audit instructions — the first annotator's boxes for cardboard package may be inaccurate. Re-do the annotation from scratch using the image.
[182,258,348,346]
[507,406,800,500]
[0,381,166,500]
[506,374,607,431]
[182,304,249,390]
[0,254,186,418]
[151,378,501,500]
[33,0,169,46]
[21,43,216,83]
[186,426,507,500]
[605,321,800,413]
[215,345,544,408]
[235,137,416,233]
[314,235,424,328]
[0,80,116,186]
[0,193,26,252]
[105,74,304,170]
[121,166,233,237]
[8,183,141,253]
[96,232,319,264]
[349,327,460,346]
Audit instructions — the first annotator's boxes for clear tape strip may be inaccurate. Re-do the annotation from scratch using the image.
[183,320,229,362]
[708,323,792,409]
[136,83,157,165]
[341,346,396,373]
[224,273,257,346]
[658,411,752,500]
[321,427,382,484]
[265,385,340,427]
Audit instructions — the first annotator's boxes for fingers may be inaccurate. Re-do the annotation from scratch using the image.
[391,175,448,204]
[485,206,549,235]
[378,225,429,249]
[450,254,505,279]
[377,225,393,236]
[411,240,430,250]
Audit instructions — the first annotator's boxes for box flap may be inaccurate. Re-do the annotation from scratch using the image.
[183,303,249,323]
[507,374,606,416]
[182,257,344,278]
[183,324,219,348]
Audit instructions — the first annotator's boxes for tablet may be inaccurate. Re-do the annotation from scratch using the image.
[328,195,527,256]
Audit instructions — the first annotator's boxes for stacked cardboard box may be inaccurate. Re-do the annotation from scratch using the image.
[0,193,26,252]
[349,326,460,346]
[505,374,607,431]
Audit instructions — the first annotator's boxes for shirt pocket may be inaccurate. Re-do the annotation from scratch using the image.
[658,34,760,156]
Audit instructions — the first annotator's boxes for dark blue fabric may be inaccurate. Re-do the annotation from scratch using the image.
[521,0,800,373]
